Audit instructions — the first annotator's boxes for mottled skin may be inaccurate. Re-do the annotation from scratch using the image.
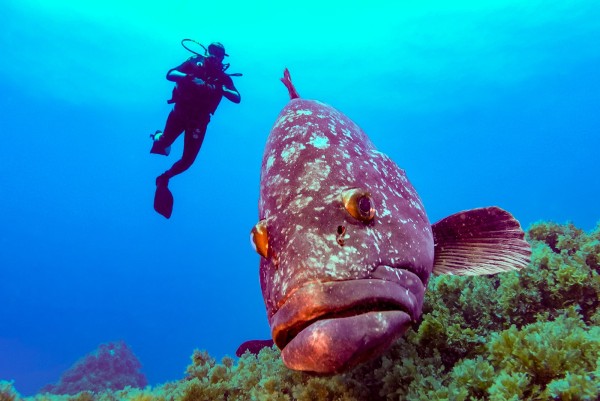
[257,96,433,372]
[261,98,434,294]
[253,70,529,374]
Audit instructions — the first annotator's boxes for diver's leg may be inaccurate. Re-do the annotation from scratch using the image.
[151,109,184,155]
[155,111,188,186]
[162,123,207,180]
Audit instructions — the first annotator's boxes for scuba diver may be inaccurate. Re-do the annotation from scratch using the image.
[151,40,241,218]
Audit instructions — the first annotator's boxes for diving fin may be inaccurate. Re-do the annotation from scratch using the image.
[154,184,174,219]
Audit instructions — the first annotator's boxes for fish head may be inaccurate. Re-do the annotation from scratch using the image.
[251,93,435,373]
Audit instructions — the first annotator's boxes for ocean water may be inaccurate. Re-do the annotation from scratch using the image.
[1,0,598,396]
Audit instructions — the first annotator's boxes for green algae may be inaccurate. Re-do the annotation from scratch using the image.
[2,221,598,401]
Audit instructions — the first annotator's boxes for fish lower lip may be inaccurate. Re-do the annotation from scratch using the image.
[270,279,421,372]
[281,310,411,373]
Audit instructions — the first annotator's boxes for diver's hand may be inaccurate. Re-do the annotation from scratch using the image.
[190,77,206,86]
[190,77,218,92]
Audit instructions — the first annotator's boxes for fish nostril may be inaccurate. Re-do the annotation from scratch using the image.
[336,225,346,246]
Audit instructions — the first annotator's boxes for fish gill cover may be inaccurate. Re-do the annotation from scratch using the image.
[1,221,598,400]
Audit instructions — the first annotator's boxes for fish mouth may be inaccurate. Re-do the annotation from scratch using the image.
[270,267,424,373]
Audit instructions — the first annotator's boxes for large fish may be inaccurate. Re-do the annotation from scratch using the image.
[249,69,531,374]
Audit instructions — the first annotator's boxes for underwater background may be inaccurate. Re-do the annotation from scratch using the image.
[0,0,599,398]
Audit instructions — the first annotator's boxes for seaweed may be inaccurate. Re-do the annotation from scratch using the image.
[4,221,599,401]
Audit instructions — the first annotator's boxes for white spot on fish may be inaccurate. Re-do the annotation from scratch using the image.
[290,196,313,213]
[281,142,307,164]
[296,109,313,116]
[342,128,353,139]
[327,121,337,133]
[283,125,309,141]
[301,160,331,192]
[308,134,329,149]
[409,199,422,211]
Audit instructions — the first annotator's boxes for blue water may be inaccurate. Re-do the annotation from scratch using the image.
[1,1,599,396]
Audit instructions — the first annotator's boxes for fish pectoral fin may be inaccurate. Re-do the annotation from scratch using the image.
[431,206,531,276]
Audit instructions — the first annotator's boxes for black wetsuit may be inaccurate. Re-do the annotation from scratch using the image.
[153,55,239,179]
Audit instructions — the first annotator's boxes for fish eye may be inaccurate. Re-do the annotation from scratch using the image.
[251,220,269,259]
[342,188,375,223]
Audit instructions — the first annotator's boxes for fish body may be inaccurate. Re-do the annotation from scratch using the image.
[249,69,530,373]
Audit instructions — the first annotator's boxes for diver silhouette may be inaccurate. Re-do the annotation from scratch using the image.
[151,40,241,218]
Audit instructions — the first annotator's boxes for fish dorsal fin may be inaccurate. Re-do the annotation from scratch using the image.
[281,68,300,99]
[431,206,531,275]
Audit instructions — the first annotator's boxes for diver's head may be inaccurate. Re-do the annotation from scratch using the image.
[206,42,227,68]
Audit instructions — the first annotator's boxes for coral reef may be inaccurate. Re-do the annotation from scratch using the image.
[38,341,147,395]
[0,380,19,401]
[2,221,598,401]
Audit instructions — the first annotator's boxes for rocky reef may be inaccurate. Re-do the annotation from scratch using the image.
[39,341,147,396]
[1,221,598,401]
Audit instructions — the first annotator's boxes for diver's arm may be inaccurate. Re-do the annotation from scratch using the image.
[167,68,211,89]
[222,87,241,103]
[221,80,241,103]
[167,69,191,83]
[167,56,204,83]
